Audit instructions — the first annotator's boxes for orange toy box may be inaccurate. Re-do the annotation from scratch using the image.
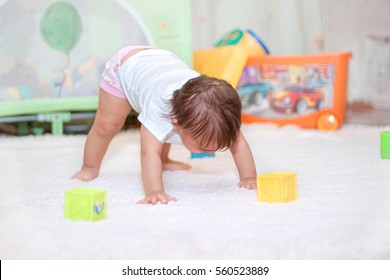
[237,52,352,131]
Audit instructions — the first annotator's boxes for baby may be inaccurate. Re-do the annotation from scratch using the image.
[72,46,257,204]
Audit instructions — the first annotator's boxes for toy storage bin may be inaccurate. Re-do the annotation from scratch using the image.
[238,52,352,131]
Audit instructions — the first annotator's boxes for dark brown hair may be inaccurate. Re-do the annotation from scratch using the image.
[167,75,242,151]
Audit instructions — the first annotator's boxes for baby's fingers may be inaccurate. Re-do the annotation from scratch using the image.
[136,198,150,204]
[237,180,257,190]
[136,194,177,205]
[245,182,257,189]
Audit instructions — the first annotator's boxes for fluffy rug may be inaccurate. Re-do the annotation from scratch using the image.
[1,123,390,259]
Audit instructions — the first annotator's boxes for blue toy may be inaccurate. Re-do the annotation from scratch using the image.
[190,152,215,159]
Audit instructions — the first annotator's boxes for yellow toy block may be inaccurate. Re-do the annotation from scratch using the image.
[256,172,298,203]
[193,46,249,88]
[64,188,107,221]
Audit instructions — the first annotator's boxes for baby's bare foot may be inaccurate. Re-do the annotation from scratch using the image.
[162,159,192,171]
[71,166,99,181]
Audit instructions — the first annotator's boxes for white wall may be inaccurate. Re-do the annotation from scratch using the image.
[191,0,390,105]
[192,0,324,54]
[325,0,390,107]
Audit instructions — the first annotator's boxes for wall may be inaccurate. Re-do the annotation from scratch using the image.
[325,0,390,108]
[191,0,390,106]
[192,0,324,54]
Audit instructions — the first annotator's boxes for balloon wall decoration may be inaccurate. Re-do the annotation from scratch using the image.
[40,1,83,54]
[39,1,83,96]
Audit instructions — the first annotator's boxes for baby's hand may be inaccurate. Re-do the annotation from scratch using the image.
[237,177,257,190]
[137,191,177,205]
[72,166,99,182]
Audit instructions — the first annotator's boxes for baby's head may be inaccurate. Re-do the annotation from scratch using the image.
[168,75,242,153]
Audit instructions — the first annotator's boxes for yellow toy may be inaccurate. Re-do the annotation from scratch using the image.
[193,45,249,88]
[64,187,107,221]
[215,28,270,58]
[256,172,298,203]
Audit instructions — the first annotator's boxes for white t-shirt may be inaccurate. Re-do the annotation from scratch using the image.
[118,49,199,143]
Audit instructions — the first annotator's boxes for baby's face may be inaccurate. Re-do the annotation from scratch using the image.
[177,129,218,154]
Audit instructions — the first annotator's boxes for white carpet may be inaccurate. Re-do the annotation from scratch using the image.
[1,123,390,260]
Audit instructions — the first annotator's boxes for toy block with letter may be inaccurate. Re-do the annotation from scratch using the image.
[256,172,298,203]
[64,187,107,221]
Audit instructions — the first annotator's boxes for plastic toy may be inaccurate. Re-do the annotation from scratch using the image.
[256,172,298,203]
[380,130,390,159]
[239,52,352,131]
[193,45,249,88]
[64,187,107,221]
[190,152,215,159]
[215,28,270,57]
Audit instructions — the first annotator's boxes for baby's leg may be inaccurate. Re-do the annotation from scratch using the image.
[161,143,191,171]
[72,89,131,181]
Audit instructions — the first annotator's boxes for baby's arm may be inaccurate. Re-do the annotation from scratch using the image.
[229,131,257,189]
[137,125,177,205]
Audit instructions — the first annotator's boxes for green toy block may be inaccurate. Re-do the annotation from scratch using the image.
[381,131,390,159]
[64,188,107,221]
